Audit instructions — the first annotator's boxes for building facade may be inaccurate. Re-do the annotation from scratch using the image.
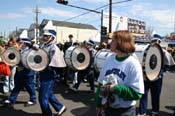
[39,19,99,44]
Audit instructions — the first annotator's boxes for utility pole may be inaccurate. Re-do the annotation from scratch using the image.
[100,10,105,45]
[4,31,6,39]
[109,0,112,33]
[16,27,18,36]
[174,19,175,32]
[33,5,41,44]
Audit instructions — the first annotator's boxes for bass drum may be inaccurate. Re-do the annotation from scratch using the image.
[94,49,114,72]
[64,46,90,71]
[135,43,163,81]
[21,49,30,69]
[1,47,20,67]
[26,48,49,71]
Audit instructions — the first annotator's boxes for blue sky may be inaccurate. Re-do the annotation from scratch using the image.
[0,0,175,37]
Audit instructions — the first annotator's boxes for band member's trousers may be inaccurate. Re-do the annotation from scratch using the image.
[8,70,36,104]
[138,78,163,114]
[39,69,64,116]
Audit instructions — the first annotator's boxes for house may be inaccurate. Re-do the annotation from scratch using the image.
[28,23,39,42]
[39,19,99,43]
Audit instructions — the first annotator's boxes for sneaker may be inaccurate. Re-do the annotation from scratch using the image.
[150,111,159,116]
[4,100,10,104]
[150,114,158,116]
[83,78,87,82]
[58,105,66,115]
[70,87,78,92]
[4,100,14,108]
[137,113,146,116]
[24,101,36,107]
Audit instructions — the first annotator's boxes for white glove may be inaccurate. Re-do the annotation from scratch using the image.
[32,44,39,50]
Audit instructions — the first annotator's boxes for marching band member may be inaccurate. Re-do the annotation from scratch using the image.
[63,34,74,87]
[4,30,36,107]
[96,31,144,116]
[137,34,175,116]
[71,39,96,92]
[63,34,73,53]
[39,20,66,116]
[55,43,67,83]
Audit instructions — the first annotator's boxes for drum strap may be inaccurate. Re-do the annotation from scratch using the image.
[20,47,29,54]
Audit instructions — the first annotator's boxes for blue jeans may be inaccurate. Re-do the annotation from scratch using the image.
[39,69,64,116]
[3,66,16,93]
[9,70,36,103]
[138,78,163,114]
[105,106,136,116]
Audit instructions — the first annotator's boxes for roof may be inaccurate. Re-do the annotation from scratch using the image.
[16,28,28,36]
[29,23,40,30]
[40,19,97,30]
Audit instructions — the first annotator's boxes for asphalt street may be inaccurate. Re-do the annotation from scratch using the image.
[0,72,175,116]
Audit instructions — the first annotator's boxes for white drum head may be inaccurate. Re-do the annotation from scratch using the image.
[1,47,20,66]
[142,44,163,81]
[65,46,90,70]
[27,49,49,71]
[94,49,114,72]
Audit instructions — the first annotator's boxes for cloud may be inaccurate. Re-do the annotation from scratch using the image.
[125,2,175,35]
[150,10,175,25]
[0,13,26,19]
[40,7,78,18]
[23,7,34,14]
[130,4,146,16]
[129,3,175,28]
[23,6,78,18]
[129,3,152,17]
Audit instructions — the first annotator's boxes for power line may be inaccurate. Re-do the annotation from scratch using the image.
[64,0,132,22]
[86,18,101,24]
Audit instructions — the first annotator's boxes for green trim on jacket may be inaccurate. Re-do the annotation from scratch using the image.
[113,85,142,100]
[95,84,102,108]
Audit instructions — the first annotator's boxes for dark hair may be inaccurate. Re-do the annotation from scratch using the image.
[73,42,79,46]
[57,43,63,51]
[112,30,135,54]
[68,34,73,39]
